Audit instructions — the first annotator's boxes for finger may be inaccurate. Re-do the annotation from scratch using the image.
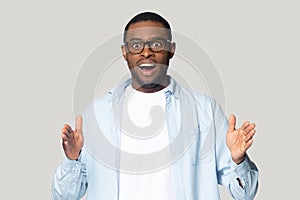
[61,132,70,141]
[62,139,69,146]
[245,123,256,133]
[244,139,254,150]
[62,126,72,133]
[65,125,74,135]
[246,129,256,141]
[62,128,70,139]
[75,115,83,135]
[62,127,73,139]
[228,114,236,132]
[62,140,71,153]
[241,121,250,131]
[62,124,73,134]
[63,124,73,131]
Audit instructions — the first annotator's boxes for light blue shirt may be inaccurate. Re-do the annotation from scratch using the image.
[52,77,258,200]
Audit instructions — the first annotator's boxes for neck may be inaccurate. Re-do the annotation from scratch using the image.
[132,76,170,93]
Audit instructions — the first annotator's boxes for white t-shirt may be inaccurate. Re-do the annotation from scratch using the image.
[119,85,176,200]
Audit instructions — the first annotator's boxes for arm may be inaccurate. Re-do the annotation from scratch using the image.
[52,116,88,200]
[216,114,259,200]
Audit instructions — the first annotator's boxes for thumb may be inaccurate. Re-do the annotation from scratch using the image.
[75,115,83,134]
[228,114,236,132]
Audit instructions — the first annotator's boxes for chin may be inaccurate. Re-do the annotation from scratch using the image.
[141,83,160,89]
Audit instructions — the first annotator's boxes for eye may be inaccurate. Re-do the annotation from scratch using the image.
[131,42,142,49]
[151,41,162,48]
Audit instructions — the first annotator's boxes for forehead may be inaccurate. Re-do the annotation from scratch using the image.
[125,21,169,41]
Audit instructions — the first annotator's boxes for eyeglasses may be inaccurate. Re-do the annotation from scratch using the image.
[124,39,171,54]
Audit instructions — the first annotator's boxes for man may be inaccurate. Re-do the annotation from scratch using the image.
[52,12,258,199]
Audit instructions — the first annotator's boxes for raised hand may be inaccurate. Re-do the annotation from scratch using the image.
[61,115,84,160]
[226,114,256,164]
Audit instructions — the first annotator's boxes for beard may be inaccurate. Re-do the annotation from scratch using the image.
[133,71,167,89]
[129,63,170,92]
[140,82,160,89]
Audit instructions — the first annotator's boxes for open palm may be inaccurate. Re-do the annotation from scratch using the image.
[226,114,256,164]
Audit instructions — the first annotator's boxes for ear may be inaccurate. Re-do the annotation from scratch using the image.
[121,45,128,61]
[168,42,176,59]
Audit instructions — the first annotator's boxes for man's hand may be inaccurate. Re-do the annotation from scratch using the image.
[61,115,84,160]
[226,114,256,164]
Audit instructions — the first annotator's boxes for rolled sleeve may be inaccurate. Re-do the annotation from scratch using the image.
[52,154,87,200]
[229,154,259,200]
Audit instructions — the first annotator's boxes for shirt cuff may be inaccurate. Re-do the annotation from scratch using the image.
[63,150,82,163]
[232,154,251,177]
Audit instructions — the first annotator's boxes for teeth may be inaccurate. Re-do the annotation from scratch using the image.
[139,63,155,67]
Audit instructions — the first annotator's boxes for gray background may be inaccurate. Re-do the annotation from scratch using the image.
[1,0,299,199]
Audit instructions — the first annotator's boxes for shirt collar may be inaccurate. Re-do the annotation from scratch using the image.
[107,75,180,101]
[165,75,180,99]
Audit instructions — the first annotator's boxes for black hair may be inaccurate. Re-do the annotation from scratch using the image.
[123,11,172,42]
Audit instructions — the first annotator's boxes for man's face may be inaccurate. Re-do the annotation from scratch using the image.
[122,21,175,92]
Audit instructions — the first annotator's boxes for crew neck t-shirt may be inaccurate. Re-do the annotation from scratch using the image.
[119,85,176,200]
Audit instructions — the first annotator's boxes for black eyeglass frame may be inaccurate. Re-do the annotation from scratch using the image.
[124,39,172,54]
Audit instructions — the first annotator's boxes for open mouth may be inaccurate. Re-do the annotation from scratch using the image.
[138,63,157,76]
[138,63,156,70]
[137,63,157,76]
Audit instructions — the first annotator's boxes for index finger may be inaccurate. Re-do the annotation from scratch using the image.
[75,115,83,134]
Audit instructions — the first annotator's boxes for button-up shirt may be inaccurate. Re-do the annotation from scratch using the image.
[52,76,258,200]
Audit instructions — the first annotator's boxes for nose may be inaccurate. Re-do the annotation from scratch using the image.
[141,44,154,58]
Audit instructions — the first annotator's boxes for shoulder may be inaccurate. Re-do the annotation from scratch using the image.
[176,83,216,110]
[84,79,131,114]
[169,76,214,104]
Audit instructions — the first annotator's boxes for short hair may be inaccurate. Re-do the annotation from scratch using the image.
[123,11,172,42]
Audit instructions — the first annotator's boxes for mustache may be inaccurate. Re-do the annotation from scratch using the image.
[136,59,156,66]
